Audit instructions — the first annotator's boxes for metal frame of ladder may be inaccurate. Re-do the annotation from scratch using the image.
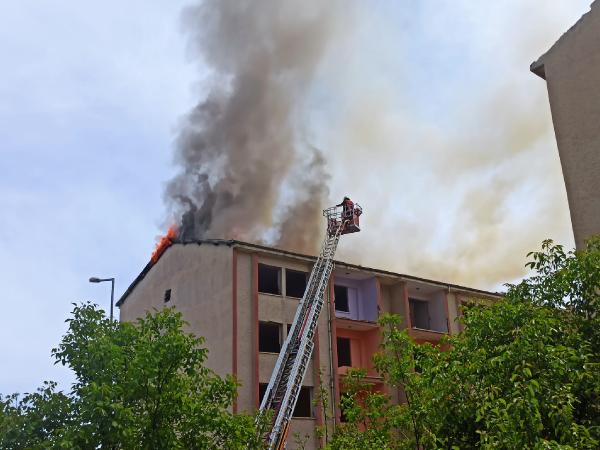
[258,203,361,449]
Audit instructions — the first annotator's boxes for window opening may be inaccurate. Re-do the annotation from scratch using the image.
[409,298,430,329]
[259,322,282,353]
[334,285,349,312]
[259,383,268,406]
[285,269,307,298]
[163,289,171,303]
[258,264,281,295]
[337,337,352,367]
[293,387,313,417]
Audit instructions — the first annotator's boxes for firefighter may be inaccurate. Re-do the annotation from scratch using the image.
[337,196,354,219]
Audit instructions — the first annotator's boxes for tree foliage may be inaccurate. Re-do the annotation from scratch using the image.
[0,304,265,449]
[328,237,600,449]
[2,238,599,449]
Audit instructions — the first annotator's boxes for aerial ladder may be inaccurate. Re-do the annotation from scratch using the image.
[258,197,362,449]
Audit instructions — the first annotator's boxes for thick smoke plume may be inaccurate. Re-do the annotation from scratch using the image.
[163,0,581,290]
[322,1,577,289]
[165,0,344,254]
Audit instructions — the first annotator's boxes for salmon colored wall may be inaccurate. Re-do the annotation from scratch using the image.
[313,327,324,448]
[335,328,380,377]
[329,281,341,424]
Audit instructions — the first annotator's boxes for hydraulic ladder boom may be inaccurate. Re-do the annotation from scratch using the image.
[258,200,362,449]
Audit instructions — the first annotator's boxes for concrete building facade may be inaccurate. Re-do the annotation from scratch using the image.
[117,239,500,449]
[531,0,600,249]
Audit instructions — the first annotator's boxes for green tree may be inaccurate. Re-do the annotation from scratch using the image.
[0,304,265,449]
[328,237,600,449]
[0,382,72,449]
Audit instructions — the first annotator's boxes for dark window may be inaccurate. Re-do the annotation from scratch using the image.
[287,323,292,337]
[293,387,313,417]
[259,322,281,353]
[258,264,281,295]
[260,383,312,417]
[334,285,349,312]
[337,337,352,367]
[164,289,171,303]
[409,298,430,329]
[285,269,307,298]
[259,383,268,405]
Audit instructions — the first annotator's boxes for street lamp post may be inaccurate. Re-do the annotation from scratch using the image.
[89,277,115,320]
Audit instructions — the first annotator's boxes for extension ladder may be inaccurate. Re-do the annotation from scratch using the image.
[258,202,361,449]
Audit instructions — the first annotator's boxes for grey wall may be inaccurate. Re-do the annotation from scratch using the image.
[537,1,600,248]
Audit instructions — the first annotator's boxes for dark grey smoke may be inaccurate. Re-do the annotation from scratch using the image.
[165,0,344,254]
[276,148,330,252]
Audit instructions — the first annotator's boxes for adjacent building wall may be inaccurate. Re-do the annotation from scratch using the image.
[531,1,600,248]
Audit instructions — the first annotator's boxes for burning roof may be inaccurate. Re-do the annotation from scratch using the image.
[150,225,178,263]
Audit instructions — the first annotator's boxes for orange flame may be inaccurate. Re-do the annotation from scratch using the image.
[150,225,178,263]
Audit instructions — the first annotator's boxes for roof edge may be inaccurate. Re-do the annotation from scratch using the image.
[116,239,236,307]
[116,259,154,307]
[117,239,503,308]
[230,240,503,298]
[530,1,597,80]
[530,59,546,79]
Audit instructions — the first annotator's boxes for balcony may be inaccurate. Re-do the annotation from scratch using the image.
[335,324,380,378]
[407,327,447,345]
[406,282,449,345]
[332,274,378,322]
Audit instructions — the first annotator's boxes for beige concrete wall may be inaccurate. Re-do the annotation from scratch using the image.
[119,244,233,377]
[289,418,319,450]
[256,253,316,387]
[251,253,333,449]
[537,2,600,248]
[446,291,461,335]
[235,251,255,413]
[379,283,392,313]
[390,282,410,328]
[318,286,337,445]
[452,291,500,333]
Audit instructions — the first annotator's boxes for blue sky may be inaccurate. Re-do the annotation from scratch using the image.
[0,1,590,393]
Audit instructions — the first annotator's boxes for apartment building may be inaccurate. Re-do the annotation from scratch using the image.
[117,240,500,449]
[531,0,600,249]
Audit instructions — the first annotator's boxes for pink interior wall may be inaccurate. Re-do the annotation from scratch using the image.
[336,328,380,377]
